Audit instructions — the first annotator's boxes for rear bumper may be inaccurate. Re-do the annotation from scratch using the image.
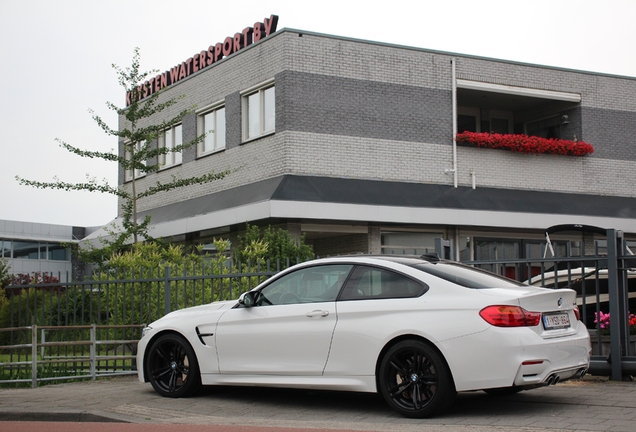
[442,323,591,391]
[511,330,591,387]
[513,361,588,387]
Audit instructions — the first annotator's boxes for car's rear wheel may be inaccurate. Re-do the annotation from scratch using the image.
[378,340,455,418]
[146,333,201,398]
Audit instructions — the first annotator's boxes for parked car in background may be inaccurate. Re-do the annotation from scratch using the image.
[528,268,636,329]
[137,255,590,418]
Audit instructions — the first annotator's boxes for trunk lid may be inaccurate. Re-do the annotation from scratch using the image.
[477,287,581,337]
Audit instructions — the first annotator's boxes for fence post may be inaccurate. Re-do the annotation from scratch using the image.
[164,266,171,316]
[31,325,37,389]
[40,328,45,361]
[90,324,96,380]
[606,229,623,381]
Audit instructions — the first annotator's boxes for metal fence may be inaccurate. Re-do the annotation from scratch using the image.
[2,246,635,385]
[0,324,144,388]
[2,259,288,329]
[0,259,293,387]
[467,228,636,380]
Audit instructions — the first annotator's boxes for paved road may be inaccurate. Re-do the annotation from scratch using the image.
[0,375,635,431]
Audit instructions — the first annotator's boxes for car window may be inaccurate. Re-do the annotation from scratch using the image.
[338,265,428,301]
[409,261,526,288]
[256,264,354,306]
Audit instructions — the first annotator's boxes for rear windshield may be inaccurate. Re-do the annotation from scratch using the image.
[409,261,526,289]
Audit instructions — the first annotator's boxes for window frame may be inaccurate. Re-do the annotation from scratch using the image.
[12,241,40,260]
[158,124,183,169]
[253,264,354,306]
[525,115,562,140]
[241,79,275,142]
[197,103,226,157]
[124,140,147,182]
[338,265,428,301]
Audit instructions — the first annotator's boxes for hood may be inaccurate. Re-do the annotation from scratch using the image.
[150,299,237,325]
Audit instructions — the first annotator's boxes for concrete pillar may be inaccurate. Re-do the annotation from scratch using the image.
[368,226,381,254]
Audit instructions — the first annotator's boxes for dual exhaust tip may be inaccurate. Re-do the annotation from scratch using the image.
[545,374,561,386]
[545,368,587,386]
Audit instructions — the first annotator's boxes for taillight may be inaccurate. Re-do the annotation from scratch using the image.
[479,305,542,327]
[573,304,581,321]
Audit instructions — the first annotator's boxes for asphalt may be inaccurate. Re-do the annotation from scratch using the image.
[0,374,635,432]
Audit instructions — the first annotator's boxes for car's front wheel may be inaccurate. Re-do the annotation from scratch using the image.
[378,340,455,418]
[146,333,201,398]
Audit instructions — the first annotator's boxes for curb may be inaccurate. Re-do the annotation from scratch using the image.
[0,411,128,423]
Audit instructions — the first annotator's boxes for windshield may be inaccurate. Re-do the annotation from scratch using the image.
[409,261,526,289]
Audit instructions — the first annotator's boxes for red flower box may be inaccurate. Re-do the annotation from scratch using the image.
[456,131,594,156]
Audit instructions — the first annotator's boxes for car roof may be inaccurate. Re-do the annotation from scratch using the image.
[311,254,441,266]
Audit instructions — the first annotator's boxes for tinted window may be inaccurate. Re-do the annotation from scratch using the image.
[256,264,353,306]
[339,265,427,301]
[410,261,525,289]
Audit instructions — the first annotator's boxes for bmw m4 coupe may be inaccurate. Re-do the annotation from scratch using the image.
[137,254,590,418]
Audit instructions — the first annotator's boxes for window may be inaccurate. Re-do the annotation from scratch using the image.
[124,141,146,182]
[0,239,70,261]
[457,107,512,134]
[255,265,353,305]
[159,124,183,168]
[526,116,561,139]
[381,231,443,255]
[1,240,10,257]
[243,83,275,141]
[409,261,524,289]
[13,241,39,260]
[47,243,71,261]
[339,266,427,300]
[198,106,225,156]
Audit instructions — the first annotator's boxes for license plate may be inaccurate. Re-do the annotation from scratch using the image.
[543,312,570,330]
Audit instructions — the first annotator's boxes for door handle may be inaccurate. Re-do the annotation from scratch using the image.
[306,310,329,318]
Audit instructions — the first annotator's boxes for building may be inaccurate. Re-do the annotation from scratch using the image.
[0,219,91,280]
[87,15,636,264]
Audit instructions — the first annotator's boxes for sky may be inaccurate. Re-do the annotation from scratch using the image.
[1,0,635,228]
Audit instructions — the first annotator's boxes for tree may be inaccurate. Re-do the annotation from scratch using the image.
[16,48,228,256]
[0,258,10,289]
[233,224,315,268]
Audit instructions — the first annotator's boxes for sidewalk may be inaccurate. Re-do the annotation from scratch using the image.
[0,375,635,431]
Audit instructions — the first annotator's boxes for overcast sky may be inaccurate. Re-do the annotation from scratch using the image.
[2,0,635,227]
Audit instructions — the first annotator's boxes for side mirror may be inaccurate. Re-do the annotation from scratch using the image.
[240,291,257,308]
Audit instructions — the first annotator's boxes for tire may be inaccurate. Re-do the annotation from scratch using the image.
[378,340,455,418]
[146,333,201,398]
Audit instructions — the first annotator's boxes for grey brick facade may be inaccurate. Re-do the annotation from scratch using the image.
[108,28,636,257]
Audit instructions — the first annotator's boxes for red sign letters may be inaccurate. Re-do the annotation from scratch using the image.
[126,15,279,106]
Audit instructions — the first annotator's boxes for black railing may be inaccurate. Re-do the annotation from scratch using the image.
[467,232,636,380]
[3,249,635,382]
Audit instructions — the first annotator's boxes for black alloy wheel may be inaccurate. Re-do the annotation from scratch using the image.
[378,340,455,418]
[146,333,201,398]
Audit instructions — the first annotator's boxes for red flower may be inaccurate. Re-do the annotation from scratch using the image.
[456,132,594,156]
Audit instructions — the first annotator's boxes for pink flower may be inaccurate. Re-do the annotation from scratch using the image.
[595,311,636,330]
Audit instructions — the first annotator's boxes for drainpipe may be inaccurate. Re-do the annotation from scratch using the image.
[451,58,458,188]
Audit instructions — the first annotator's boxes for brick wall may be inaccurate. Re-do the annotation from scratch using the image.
[118,29,636,216]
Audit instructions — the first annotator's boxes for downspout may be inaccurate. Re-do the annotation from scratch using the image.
[451,58,458,188]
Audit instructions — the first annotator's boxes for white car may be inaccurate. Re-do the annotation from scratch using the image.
[137,255,591,418]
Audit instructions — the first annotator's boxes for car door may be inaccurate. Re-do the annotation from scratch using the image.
[325,265,429,376]
[215,264,353,375]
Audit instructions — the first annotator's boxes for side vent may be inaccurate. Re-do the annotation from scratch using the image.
[195,327,214,345]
